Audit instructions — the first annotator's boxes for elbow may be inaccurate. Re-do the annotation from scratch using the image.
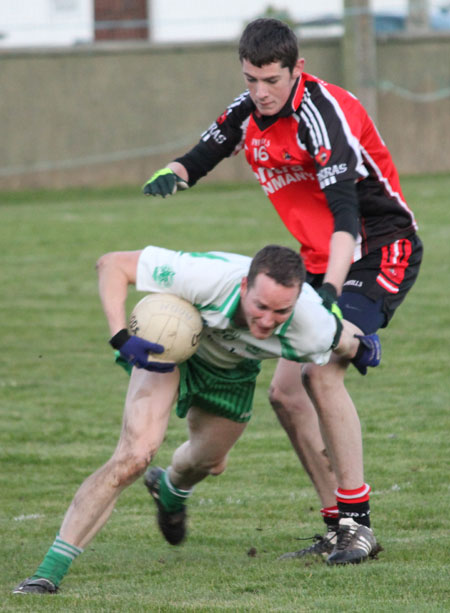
[96,251,119,275]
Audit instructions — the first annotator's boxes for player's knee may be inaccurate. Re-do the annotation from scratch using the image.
[302,363,335,395]
[108,451,151,488]
[268,382,285,412]
[269,383,300,419]
[208,457,227,476]
[301,363,313,394]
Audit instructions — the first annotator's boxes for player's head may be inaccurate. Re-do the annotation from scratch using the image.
[239,245,305,339]
[247,245,305,288]
[239,19,304,116]
[239,18,299,72]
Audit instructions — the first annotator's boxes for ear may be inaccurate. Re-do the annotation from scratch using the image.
[293,58,305,79]
[240,276,248,296]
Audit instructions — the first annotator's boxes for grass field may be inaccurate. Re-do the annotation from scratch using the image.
[1,175,449,612]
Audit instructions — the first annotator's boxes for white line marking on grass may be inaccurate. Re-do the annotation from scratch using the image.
[14,514,44,522]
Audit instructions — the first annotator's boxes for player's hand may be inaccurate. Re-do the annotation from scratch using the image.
[317,282,343,319]
[351,333,381,375]
[142,168,189,197]
[109,329,176,372]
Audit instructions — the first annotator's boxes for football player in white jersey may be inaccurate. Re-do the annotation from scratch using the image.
[13,245,379,594]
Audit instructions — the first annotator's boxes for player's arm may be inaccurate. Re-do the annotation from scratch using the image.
[291,285,379,373]
[334,319,381,375]
[96,250,172,371]
[96,250,141,336]
[316,180,359,310]
[167,161,189,183]
[299,85,363,307]
[142,140,235,197]
[142,164,190,198]
[142,92,252,197]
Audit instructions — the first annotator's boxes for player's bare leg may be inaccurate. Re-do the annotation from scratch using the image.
[13,367,180,593]
[60,366,180,548]
[269,359,338,508]
[273,338,377,562]
[301,358,364,485]
[170,406,248,488]
[301,321,364,490]
[301,320,378,564]
[145,407,247,545]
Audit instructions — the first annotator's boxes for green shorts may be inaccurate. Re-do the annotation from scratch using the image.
[114,350,261,423]
[177,354,261,423]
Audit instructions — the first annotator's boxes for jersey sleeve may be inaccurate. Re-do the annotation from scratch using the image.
[136,247,248,307]
[323,180,360,237]
[282,283,340,365]
[174,91,254,186]
[298,81,369,190]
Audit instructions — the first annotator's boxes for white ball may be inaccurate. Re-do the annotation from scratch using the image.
[129,293,203,364]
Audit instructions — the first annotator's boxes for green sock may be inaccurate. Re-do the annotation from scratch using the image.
[159,468,193,513]
[32,535,83,586]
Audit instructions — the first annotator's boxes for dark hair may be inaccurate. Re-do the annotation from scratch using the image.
[247,245,305,289]
[239,18,299,72]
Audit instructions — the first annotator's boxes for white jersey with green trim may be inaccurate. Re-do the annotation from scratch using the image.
[136,246,338,369]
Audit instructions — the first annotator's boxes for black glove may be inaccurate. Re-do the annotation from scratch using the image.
[109,329,175,373]
[351,333,381,375]
[142,168,189,197]
[317,282,343,319]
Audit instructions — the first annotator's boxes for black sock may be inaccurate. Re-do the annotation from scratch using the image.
[324,515,339,531]
[338,501,371,528]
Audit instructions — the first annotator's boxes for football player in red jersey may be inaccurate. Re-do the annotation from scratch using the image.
[142,18,422,565]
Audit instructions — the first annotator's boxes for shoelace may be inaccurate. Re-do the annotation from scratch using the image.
[295,533,325,543]
[335,525,356,550]
[296,532,337,553]
[296,531,336,543]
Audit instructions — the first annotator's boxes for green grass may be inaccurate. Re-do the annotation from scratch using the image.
[1,175,449,612]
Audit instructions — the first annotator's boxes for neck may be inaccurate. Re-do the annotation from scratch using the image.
[233,301,247,328]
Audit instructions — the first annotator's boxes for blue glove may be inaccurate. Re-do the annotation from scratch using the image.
[317,282,343,319]
[142,168,189,197]
[109,329,175,373]
[352,333,381,375]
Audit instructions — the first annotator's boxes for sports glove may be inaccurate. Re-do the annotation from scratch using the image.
[142,168,189,197]
[317,282,343,319]
[109,329,175,373]
[351,333,381,375]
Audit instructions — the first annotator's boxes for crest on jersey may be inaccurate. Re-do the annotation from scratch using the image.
[315,146,331,166]
[216,110,228,125]
[152,266,175,288]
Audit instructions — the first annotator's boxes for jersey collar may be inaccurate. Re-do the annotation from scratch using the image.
[251,77,302,130]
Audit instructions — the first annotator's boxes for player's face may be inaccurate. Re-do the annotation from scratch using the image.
[239,273,300,339]
[242,59,304,116]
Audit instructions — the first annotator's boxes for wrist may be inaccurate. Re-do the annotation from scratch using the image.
[351,336,365,362]
[109,328,130,350]
[320,282,338,301]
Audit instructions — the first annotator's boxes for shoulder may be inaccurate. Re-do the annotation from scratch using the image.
[302,74,362,112]
[290,283,332,331]
[139,247,249,271]
[221,91,254,124]
[136,248,249,306]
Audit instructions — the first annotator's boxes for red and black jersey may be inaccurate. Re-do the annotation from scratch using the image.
[175,73,417,274]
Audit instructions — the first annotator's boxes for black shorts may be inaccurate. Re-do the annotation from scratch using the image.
[306,234,423,334]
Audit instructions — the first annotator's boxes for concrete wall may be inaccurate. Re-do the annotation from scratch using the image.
[1,34,449,190]
[376,33,450,175]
